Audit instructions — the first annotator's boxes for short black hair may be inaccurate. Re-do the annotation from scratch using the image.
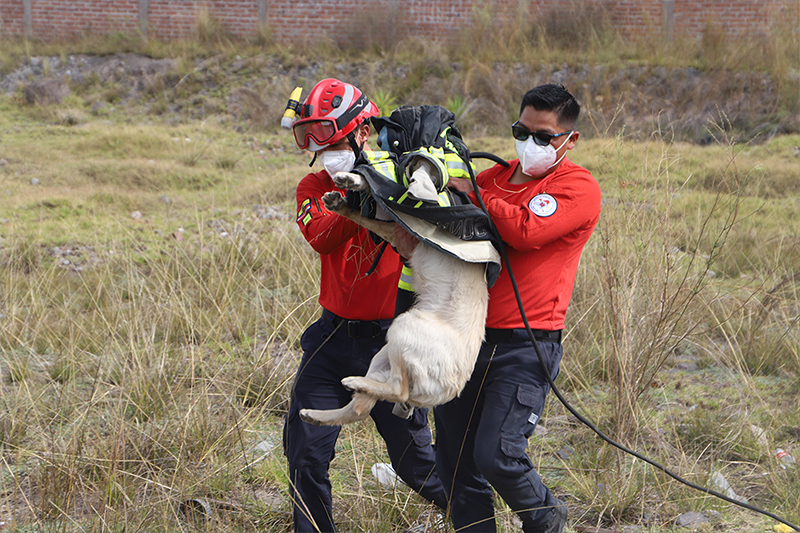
[519,84,580,129]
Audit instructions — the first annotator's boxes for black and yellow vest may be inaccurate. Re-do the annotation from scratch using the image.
[349,105,502,288]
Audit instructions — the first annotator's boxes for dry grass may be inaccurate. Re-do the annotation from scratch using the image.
[1,16,799,531]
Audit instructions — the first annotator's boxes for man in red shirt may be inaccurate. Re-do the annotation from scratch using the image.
[435,84,601,532]
[283,78,447,532]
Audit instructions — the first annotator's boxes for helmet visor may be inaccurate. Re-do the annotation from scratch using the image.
[293,120,337,150]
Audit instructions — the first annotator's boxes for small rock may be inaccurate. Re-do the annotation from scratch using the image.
[556,446,574,461]
[675,511,709,528]
[750,424,769,447]
[253,205,287,220]
[30,178,40,185]
[253,438,275,455]
[130,211,143,220]
[171,231,184,241]
[0,158,8,165]
[676,361,698,371]
[158,195,172,204]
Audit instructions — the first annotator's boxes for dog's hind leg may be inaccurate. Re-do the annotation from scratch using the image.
[299,347,392,426]
[299,393,377,426]
[342,359,410,405]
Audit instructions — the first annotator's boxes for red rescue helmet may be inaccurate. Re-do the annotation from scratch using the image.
[292,78,379,152]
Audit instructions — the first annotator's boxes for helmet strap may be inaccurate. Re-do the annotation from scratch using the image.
[308,152,317,167]
[347,132,362,160]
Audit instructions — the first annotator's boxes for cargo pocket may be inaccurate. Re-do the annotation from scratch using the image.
[499,383,542,458]
[500,433,528,458]
[409,408,433,447]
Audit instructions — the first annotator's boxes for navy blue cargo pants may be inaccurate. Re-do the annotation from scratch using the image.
[434,328,563,532]
[283,309,448,532]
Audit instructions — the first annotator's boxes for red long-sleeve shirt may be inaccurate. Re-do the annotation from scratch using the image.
[296,170,402,320]
[469,158,601,330]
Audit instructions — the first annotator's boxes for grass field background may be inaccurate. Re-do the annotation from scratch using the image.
[1,12,799,532]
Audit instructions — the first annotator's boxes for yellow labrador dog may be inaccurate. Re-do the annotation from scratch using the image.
[299,170,489,426]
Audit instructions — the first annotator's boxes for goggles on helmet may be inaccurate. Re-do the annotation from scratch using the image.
[293,120,338,150]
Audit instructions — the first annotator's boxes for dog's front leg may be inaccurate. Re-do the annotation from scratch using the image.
[322,190,348,214]
[321,191,397,246]
[331,171,369,191]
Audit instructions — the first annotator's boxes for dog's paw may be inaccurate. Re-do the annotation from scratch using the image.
[406,160,440,202]
[332,171,368,191]
[341,376,367,392]
[322,191,346,212]
[299,409,326,426]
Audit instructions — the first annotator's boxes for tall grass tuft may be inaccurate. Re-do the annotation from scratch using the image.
[568,128,748,442]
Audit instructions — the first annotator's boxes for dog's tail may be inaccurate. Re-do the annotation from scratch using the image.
[299,393,377,426]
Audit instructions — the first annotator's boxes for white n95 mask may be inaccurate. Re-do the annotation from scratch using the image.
[515,134,571,177]
[320,150,356,176]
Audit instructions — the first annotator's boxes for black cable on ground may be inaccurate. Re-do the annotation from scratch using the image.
[466,154,800,532]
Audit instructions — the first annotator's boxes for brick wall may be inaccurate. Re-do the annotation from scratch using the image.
[0,0,27,36]
[0,0,792,43]
[148,1,261,40]
[27,0,141,39]
[605,0,789,40]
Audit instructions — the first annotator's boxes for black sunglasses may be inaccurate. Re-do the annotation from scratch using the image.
[511,121,572,146]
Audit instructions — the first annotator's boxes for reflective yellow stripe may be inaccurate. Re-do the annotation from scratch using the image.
[445,152,471,179]
[398,264,415,292]
[362,144,471,210]
[365,151,398,183]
